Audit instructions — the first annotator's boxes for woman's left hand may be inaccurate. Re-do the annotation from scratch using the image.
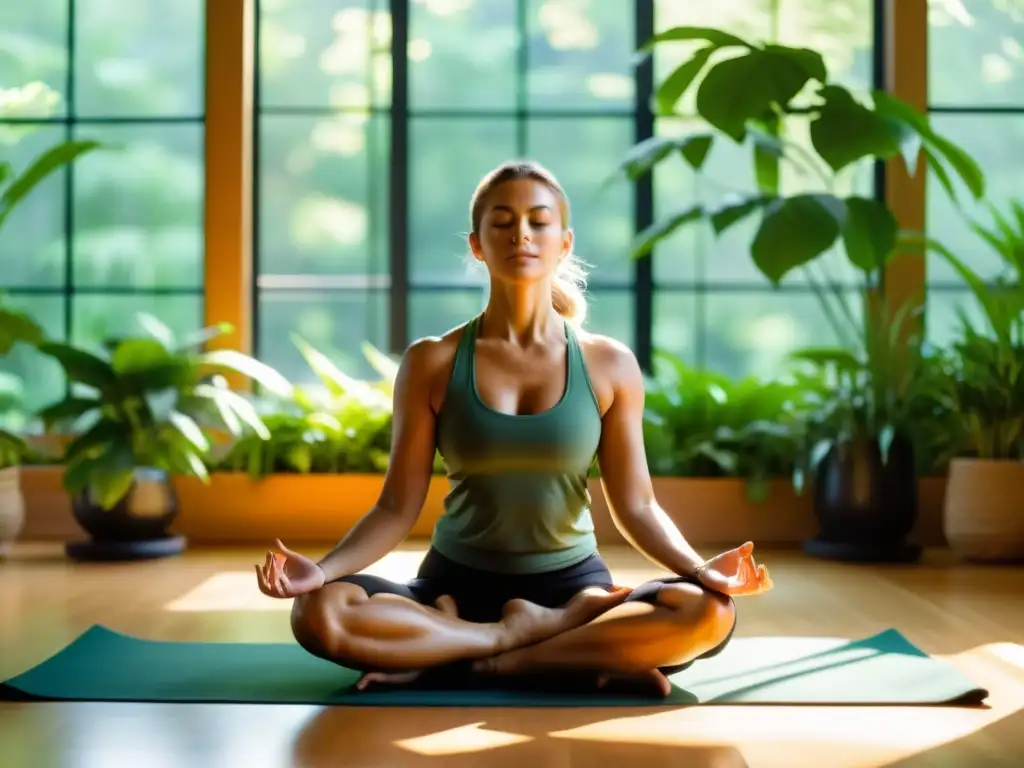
[694,541,773,597]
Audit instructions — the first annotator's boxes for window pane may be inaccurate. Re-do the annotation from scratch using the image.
[258,0,391,109]
[926,115,1024,284]
[585,288,633,346]
[926,289,995,346]
[1,125,66,286]
[74,0,204,117]
[408,289,486,341]
[0,1,68,117]
[410,0,518,111]
[0,295,66,415]
[409,118,517,283]
[526,0,634,110]
[71,293,203,353]
[526,117,633,284]
[257,289,388,382]
[71,123,204,289]
[702,290,862,379]
[929,1,1024,107]
[259,114,389,277]
[652,290,699,364]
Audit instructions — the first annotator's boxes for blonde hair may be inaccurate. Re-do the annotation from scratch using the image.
[469,160,589,327]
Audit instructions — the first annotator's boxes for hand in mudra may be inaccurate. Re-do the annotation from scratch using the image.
[255,539,326,599]
[697,541,773,597]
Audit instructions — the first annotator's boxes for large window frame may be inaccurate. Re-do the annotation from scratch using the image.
[201,0,928,375]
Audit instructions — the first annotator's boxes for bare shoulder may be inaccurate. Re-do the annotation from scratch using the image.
[576,330,644,412]
[401,321,471,411]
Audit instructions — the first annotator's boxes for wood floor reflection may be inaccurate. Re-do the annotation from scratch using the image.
[2,542,1023,767]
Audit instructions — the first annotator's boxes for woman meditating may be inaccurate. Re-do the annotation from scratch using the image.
[255,160,773,697]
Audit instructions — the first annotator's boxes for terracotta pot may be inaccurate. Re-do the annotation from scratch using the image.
[944,458,1024,561]
[0,466,24,556]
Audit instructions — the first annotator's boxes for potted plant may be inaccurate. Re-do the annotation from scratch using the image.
[35,313,291,561]
[926,201,1024,561]
[612,26,987,561]
[786,296,949,562]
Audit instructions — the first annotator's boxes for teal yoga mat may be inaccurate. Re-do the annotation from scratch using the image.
[1,625,987,708]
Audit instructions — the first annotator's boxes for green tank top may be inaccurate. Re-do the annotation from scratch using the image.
[431,314,603,574]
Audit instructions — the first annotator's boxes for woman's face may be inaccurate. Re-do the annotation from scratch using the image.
[470,178,573,285]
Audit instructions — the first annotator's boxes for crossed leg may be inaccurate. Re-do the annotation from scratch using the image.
[291,575,735,697]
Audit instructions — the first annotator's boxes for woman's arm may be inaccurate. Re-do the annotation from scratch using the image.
[315,338,445,582]
[594,342,706,578]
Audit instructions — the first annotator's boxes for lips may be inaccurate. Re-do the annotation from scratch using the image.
[509,250,539,259]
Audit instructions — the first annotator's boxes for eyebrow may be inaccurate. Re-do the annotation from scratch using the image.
[490,205,553,214]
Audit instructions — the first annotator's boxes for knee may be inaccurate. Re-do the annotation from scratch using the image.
[657,583,736,647]
[290,583,362,661]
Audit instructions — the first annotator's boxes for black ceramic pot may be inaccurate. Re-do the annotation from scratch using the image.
[803,432,922,563]
[66,467,187,561]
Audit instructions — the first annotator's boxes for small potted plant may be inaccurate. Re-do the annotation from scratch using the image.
[35,313,292,561]
[926,201,1024,560]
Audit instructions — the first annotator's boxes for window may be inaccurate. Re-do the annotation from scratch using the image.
[0,0,206,413]
[652,1,876,379]
[255,0,392,381]
[924,0,1024,346]
[254,0,879,385]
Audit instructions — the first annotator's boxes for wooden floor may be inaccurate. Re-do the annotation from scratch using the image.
[1,541,1023,768]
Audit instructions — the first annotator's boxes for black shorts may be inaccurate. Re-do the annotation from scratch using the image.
[333,547,736,676]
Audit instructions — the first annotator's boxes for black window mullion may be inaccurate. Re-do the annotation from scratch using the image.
[634,0,654,373]
[388,0,409,354]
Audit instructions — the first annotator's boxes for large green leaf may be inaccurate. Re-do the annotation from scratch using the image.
[64,419,127,464]
[708,193,773,235]
[37,395,101,429]
[37,341,116,389]
[809,86,903,172]
[637,26,753,56]
[631,203,705,259]
[111,338,173,374]
[194,381,270,439]
[841,196,898,273]
[0,304,44,355]
[655,45,715,115]
[695,47,819,141]
[199,349,293,397]
[0,140,103,229]
[64,439,135,509]
[751,195,844,284]
[167,409,209,452]
[609,133,715,185]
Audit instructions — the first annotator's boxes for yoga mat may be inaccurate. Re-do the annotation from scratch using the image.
[1,625,988,708]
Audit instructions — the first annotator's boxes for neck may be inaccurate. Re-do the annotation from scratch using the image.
[481,278,562,345]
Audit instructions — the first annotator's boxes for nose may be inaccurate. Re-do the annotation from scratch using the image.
[514,218,531,243]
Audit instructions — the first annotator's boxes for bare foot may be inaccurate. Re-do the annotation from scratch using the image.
[496,586,632,652]
[597,668,673,698]
[354,595,458,691]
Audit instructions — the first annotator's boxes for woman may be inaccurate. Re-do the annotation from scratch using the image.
[255,160,773,697]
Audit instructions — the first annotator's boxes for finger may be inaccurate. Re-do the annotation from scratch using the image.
[275,539,299,559]
[255,565,272,595]
[269,556,286,595]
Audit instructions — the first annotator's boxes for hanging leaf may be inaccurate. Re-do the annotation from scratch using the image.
[631,203,705,259]
[36,342,116,390]
[809,86,903,172]
[751,195,844,284]
[636,26,753,58]
[655,46,715,115]
[695,47,820,142]
[841,196,899,273]
[0,140,103,228]
[0,304,44,355]
[708,193,773,235]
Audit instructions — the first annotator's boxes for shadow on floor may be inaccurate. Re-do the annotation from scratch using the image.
[290,706,749,768]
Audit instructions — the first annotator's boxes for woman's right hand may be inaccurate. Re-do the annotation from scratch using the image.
[255,539,327,599]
